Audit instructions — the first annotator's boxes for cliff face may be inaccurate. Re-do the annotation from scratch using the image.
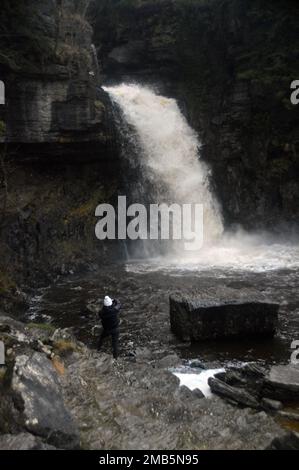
[0,0,120,297]
[92,0,299,230]
[3,0,106,148]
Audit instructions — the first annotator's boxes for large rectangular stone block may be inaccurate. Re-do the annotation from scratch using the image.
[170,292,279,342]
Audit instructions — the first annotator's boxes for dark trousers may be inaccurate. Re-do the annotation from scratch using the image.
[98,328,119,359]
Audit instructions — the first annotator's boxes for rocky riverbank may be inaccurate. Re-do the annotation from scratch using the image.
[1,312,298,450]
[1,263,299,450]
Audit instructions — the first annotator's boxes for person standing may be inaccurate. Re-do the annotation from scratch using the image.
[98,296,121,359]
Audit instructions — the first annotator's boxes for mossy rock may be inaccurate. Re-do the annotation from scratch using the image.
[26,322,56,334]
[95,100,105,112]
[70,184,117,219]
[52,339,78,357]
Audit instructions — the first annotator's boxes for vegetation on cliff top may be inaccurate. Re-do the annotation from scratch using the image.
[0,0,55,71]
[0,0,93,73]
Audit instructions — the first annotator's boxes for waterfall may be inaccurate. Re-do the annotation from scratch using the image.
[104,83,223,258]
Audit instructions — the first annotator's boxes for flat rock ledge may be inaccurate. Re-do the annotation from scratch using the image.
[263,364,299,401]
[169,289,279,341]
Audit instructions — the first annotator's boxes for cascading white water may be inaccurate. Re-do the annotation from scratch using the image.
[104,83,299,271]
[104,83,223,250]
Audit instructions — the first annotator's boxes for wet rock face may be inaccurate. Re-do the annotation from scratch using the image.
[169,291,279,342]
[263,365,299,401]
[12,352,79,449]
[0,433,56,450]
[7,77,104,145]
[0,156,121,287]
[4,0,106,150]
[0,1,121,288]
[270,432,299,451]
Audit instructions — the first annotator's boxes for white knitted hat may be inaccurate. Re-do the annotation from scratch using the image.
[104,295,113,307]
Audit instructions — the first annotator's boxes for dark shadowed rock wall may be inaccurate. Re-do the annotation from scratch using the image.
[91,0,299,230]
[0,0,121,297]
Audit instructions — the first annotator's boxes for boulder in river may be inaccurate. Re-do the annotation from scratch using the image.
[169,290,279,341]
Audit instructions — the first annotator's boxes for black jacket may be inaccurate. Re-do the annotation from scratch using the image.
[99,299,121,332]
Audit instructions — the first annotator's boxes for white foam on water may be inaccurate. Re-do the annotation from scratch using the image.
[173,369,225,398]
[126,237,299,274]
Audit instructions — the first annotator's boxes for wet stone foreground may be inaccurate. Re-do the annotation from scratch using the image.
[0,315,294,450]
[0,264,298,449]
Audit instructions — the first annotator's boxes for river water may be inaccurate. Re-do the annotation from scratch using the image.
[24,253,299,367]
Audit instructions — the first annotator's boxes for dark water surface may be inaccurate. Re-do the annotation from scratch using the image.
[23,263,299,367]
